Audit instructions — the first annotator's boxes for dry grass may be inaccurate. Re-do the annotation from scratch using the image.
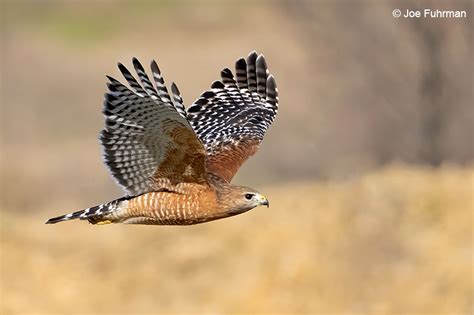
[1,165,472,314]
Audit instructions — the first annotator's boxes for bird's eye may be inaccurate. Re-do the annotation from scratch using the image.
[245,193,254,200]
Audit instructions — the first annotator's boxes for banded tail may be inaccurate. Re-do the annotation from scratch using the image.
[45,197,130,224]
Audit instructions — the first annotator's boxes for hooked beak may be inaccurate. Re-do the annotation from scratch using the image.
[260,195,269,208]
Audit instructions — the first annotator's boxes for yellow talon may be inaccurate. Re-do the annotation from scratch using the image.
[95,220,112,225]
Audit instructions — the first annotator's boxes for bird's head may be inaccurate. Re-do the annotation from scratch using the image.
[218,185,269,215]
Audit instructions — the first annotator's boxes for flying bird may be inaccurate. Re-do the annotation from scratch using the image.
[46,51,278,225]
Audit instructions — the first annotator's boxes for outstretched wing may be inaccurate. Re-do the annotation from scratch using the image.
[187,51,279,182]
[101,58,207,196]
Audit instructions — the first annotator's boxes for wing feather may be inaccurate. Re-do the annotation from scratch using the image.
[170,82,187,117]
[150,60,173,104]
[132,57,159,99]
[102,58,207,195]
[187,51,278,182]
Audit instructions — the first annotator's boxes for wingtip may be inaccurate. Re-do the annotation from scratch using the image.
[105,75,115,82]
[236,57,246,68]
[248,50,258,57]
[256,54,267,63]
[150,59,160,73]
[170,81,180,94]
[256,54,268,72]
[211,80,225,89]
[220,67,234,79]
[267,74,276,87]
[132,57,144,69]
[247,51,258,66]
[45,218,56,224]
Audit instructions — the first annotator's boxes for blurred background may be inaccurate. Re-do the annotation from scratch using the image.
[1,0,472,314]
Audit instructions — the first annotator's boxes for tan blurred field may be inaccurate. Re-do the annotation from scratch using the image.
[1,1,473,314]
[1,165,472,314]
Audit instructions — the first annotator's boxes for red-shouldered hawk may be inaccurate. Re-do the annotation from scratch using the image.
[46,51,278,225]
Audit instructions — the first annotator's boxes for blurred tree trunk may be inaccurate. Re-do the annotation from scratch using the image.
[412,19,445,166]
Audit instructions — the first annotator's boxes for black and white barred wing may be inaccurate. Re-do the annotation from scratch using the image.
[102,58,207,196]
[187,51,279,182]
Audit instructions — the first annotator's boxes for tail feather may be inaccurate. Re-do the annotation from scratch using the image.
[45,197,130,224]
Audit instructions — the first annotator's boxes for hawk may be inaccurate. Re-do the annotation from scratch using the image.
[46,51,278,225]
